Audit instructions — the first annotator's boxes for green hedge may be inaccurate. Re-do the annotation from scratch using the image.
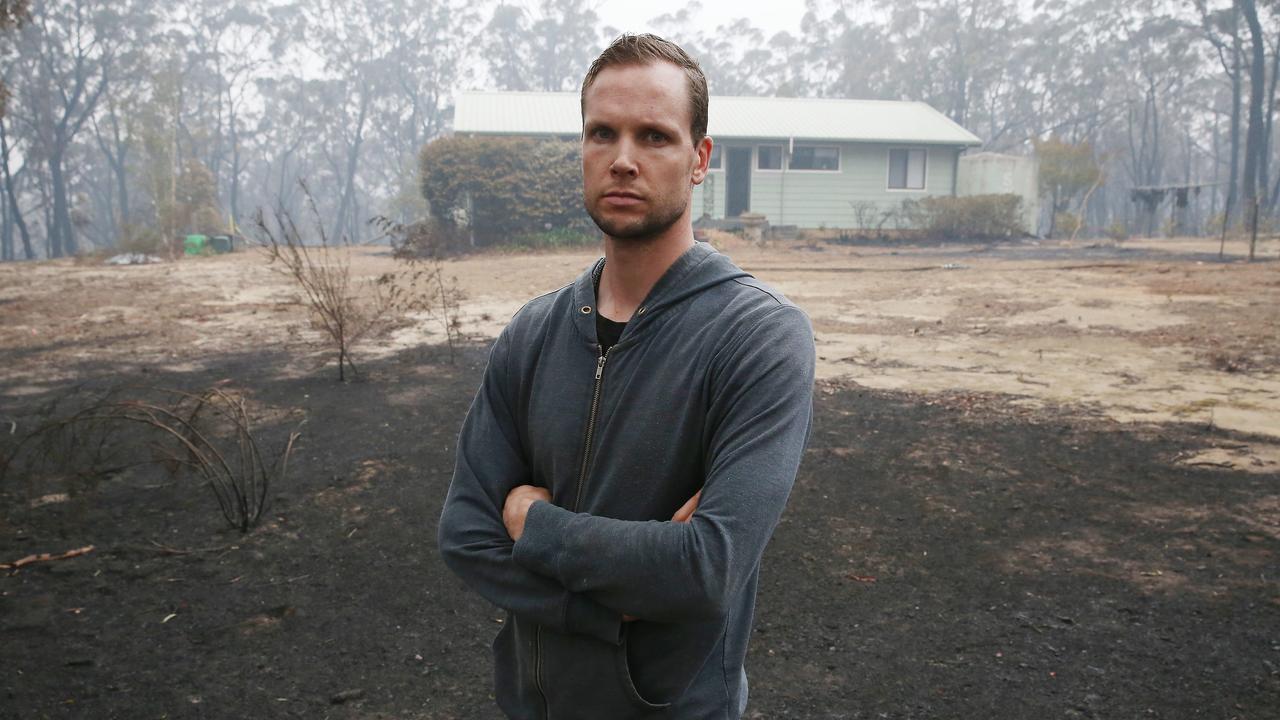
[902,194,1024,240]
[419,136,592,247]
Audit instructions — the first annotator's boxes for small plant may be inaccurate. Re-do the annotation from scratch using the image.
[371,216,470,363]
[1055,211,1082,239]
[849,201,896,238]
[386,217,469,259]
[253,182,395,381]
[1105,221,1129,242]
[1,385,300,534]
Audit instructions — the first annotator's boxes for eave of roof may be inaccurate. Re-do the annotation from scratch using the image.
[454,91,983,146]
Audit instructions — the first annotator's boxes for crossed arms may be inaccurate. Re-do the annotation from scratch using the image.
[437,308,814,644]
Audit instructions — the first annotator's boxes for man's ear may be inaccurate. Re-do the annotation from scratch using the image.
[692,136,713,186]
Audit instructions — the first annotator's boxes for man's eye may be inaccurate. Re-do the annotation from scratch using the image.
[646,131,668,143]
[591,127,613,140]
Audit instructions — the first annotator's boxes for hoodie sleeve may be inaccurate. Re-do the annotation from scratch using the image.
[438,327,624,644]
[511,304,815,623]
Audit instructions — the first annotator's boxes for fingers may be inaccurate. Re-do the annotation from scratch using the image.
[509,484,551,502]
[503,485,551,542]
[671,489,702,523]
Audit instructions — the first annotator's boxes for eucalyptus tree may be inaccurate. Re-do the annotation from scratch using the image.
[1195,1,1245,222]
[872,0,1022,128]
[89,1,160,245]
[250,74,321,221]
[483,3,532,91]
[649,11,778,96]
[804,6,898,101]
[528,0,604,92]
[167,0,287,235]
[1237,0,1267,224]
[0,0,29,120]
[366,0,477,223]
[10,0,117,257]
[482,0,602,93]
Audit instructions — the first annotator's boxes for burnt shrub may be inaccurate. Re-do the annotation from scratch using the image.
[382,217,470,259]
[419,136,593,247]
[901,193,1024,241]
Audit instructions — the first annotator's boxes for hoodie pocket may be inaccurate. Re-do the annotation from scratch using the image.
[615,628,672,711]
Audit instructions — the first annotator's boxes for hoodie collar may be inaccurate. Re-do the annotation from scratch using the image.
[571,242,749,348]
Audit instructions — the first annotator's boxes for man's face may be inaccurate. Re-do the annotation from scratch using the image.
[581,62,711,242]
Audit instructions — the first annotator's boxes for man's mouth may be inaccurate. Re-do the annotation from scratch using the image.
[602,191,644,206]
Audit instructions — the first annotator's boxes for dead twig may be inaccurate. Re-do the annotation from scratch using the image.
[2,545,95,570]
[254,182,396,381]
[370,215,469,363]
[144,539,233,556]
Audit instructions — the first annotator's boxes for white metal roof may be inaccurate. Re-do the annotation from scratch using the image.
[454,91,982,146]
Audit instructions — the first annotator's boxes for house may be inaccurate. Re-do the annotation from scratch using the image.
[453,91,985,230]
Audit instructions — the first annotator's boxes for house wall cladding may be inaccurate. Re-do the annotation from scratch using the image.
[692,142,960,229]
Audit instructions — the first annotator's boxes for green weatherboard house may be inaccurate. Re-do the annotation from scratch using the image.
[453,91,986,230]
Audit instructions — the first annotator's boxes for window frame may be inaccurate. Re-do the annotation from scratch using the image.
[756,144,784,173]
[788,144,842,173]
[886,147,928,191]
[708,144,723,171]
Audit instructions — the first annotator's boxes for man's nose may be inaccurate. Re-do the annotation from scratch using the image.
[610,139,639,177]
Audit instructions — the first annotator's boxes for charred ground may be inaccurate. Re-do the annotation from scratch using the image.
[1,239,1277,719]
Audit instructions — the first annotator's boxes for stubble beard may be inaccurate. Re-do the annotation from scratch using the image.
[586,195,688,243]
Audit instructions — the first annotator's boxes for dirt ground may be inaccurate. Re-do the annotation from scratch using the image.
[0,234,1277,718]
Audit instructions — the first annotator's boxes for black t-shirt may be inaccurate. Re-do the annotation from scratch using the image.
[593,267,627,353]
[596,312,626,354]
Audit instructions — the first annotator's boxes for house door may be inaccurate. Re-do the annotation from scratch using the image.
[726,147,751,217]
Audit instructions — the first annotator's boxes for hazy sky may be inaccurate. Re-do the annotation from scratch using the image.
[595,0,807,38]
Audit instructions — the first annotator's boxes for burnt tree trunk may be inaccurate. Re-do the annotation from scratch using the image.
[1226,11,1244,225]
[0,122,32,259]
[48,148,70,257]
[329,86,369,245]
[1260,22,1280,215]
[1239,0,1266,226]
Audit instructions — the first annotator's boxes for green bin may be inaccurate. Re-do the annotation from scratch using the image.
[184,234,208,256]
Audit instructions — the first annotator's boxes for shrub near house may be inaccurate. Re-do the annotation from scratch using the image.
[419,136,592,247]
[904,194,1025,240]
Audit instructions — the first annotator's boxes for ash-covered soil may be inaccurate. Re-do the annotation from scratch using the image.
[1,238,1277,718]
[1,347,1276,719]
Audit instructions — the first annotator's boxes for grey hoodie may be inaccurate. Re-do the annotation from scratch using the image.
[438,241,815,719]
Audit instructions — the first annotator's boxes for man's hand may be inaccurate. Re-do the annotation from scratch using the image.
[503,485,551,542]
[623,489,703,622]
[671,489,701,524]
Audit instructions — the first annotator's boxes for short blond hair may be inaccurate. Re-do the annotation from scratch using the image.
[581,34,709,146]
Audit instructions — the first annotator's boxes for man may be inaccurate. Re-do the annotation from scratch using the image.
[438,34,815,719]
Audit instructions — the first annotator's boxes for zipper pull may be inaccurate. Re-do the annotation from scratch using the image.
[595,354,606,380]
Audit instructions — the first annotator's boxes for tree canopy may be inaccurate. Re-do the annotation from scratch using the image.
[0,0,1277,259]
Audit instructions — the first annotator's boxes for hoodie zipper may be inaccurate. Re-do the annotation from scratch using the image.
[574,346,611,512]
[535,625,548,718]
[533,344,611,720]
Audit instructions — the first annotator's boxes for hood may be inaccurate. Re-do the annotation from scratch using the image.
[570,241,751,349]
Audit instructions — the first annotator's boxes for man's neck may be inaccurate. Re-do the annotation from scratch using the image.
[597,226,694,322]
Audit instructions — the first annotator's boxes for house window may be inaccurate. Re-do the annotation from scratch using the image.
[757,145,783,171]
[790,145,840,171]
[888,148,927,190]
[708,144,722,170]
